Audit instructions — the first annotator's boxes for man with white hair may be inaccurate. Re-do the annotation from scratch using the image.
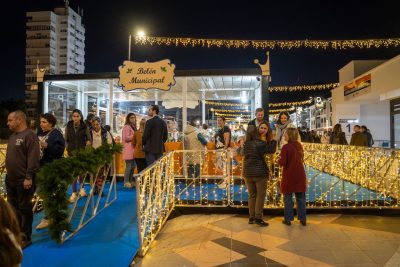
[5,110,40,248]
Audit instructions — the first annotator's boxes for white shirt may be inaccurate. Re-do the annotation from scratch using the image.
[91,130,112,149]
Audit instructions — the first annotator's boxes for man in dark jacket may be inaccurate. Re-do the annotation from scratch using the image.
[248,108,264,128]
[350,125,368,147]
[5,110,40,248]
[142,105,168,165]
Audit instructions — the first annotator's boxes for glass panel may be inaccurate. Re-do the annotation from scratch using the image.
[46,80,79,130]
[394,113,400,148]
[111,77,184,141]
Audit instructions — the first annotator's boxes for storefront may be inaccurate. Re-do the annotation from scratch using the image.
[331,54,400,148]
[39,69,261,136]
[38,69,262,173]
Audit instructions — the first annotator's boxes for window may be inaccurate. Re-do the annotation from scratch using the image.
[390,99,400,148]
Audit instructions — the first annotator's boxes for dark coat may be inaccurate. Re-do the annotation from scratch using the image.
[142,116,168,154]
[242,139,276,179]
[38,128,65,167]
[65,121,91,155]
[248,119,257,126]
[363,132,374,147]
[278,141,307,193]
[330,132,348,145]
[350,132,368,147]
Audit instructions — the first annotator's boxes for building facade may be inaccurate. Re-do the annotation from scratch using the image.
[26,5,85,120]
[331,55,400,148]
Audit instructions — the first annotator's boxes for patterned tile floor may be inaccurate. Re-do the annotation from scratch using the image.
[133,213,400,267]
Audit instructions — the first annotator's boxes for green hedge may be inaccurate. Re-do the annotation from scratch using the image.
[36,143,122,242]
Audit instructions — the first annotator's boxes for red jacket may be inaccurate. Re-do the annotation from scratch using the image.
[278,141,307,193]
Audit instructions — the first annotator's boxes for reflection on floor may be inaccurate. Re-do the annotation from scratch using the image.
[134,214,400,267]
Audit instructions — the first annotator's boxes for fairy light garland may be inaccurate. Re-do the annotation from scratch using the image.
[211,108,250,113]
[269,107,296,114]
[269,98,313,107]
[269,83,339,92]
[211,107,296,115]
[205,101,250,107]
[135,36,400,50]
[214,112,251,118]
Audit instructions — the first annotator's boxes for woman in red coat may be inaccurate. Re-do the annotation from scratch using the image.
[278,128,307,226]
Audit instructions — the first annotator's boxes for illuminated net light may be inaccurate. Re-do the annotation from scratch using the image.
[135,36,400,50]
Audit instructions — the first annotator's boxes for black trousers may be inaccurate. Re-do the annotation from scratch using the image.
[188,164,200,178]
[5,176,35,241]
[145,152,163,166]
[135,158,147,173]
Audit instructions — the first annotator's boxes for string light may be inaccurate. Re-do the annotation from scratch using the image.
[206,99,313,108]
[269,98,313,107]
[135,36,400,50]
[269,83,339,92]
[210,108,250,113]
[214,112,251,118]
[205,101,250,107]
[269,107,296,114]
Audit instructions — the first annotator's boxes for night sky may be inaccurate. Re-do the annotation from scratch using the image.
[2,0,400,101]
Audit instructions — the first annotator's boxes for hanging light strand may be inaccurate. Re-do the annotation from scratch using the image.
[269,83,339,92]
[135,36,400,50]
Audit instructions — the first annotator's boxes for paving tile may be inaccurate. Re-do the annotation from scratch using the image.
[323,240,362,251]
[263,250,303,266]
[332,215,400,234]
[138,214,400,267]
[135,252,197,267]
[362,249,399,265]
[384,251,400,266]
[232,230,263,247]
[354,239,400,251]
[330,250,376,265]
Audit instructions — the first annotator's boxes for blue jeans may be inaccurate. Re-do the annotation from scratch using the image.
[283,192,306,222]
[124,159,137,184]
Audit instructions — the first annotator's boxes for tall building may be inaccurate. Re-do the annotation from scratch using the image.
[25,3,85,120]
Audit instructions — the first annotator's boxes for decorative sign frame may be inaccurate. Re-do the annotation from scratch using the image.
[118,59,176,91]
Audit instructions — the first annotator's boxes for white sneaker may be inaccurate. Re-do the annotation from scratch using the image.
[218,180,227,189]
[69,192,78,203]
[79,188,87,197]
[124,182,132,188]
[36,218,49,230]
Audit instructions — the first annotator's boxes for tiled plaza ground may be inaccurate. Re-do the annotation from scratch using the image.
[134,213,400,267]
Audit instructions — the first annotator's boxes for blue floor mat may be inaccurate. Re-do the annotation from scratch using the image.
[23,182,139,267]
[175,167,393,205]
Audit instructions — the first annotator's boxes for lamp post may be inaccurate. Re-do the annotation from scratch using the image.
[128,34,132,61]
[128,31,146,61]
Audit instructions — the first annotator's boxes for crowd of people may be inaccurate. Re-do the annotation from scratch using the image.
[297,123,374,147]
[1,104,376,263]
[2,104,170,254]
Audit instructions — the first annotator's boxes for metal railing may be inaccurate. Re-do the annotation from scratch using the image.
[0,144,6,197]
[2,143,399,257]
[62,158,117,242]
[135,152,175,257]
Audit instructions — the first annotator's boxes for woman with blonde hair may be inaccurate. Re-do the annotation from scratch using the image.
[0,197,23,266]
[278,128,307,226]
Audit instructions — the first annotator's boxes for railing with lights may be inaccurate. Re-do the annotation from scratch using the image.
[0,144,6,197]
[172,146,400,209]
[135,152,175,257]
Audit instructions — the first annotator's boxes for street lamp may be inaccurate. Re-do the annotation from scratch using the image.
[128,30,146,61]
